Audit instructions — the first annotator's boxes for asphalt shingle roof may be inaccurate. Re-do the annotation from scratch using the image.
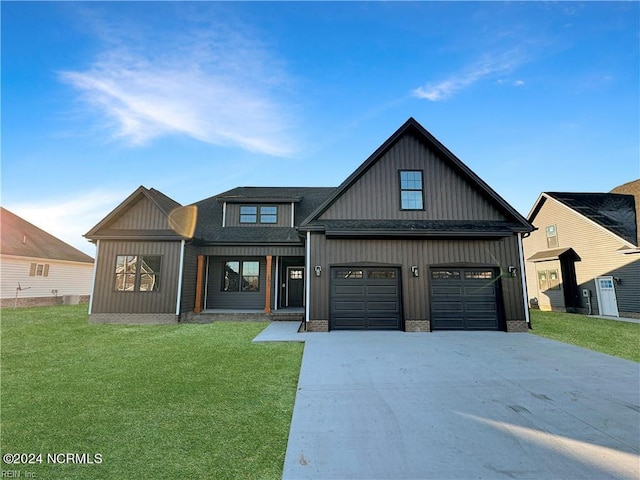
[192,187,335,244]
[1,207,94,263]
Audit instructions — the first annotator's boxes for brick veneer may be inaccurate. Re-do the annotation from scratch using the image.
[89,313,179,324]
[306,319,329,332]
[506,320,529,332]
[405,320,431,332]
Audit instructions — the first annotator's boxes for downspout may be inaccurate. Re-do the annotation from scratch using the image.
[305,231,311,324]
[175,240,186,318]
[517,233,531,329]
[88,240,100,315]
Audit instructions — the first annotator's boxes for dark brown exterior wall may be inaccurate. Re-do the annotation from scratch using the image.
[91,240,183,314]
[307,233,526,329]
[319,134,506,222]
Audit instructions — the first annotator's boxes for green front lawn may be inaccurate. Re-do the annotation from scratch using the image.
[1,305,303,479]
[530,310,640,362]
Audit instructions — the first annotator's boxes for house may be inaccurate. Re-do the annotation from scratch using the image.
[523,179,640,318]
[85,118,534,331]
[1,207,94,308]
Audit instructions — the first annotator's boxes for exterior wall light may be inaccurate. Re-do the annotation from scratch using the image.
[314,266,322,277]
[411,266,419,277]
[508,266,518,277]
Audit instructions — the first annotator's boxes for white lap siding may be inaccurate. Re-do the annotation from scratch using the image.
[1,255,94,300]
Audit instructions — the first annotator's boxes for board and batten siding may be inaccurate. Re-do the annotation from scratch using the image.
[224,203,293,227]
[1,255,94,299]
[205,256,269,310]
[524,197,640,316]
[308,233,525,324]
[179,245,199,314]
[91,240,182,314]
[109,197,172,230]
[319,134,506,222]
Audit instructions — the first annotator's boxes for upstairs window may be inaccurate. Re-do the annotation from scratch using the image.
[546,225,558,248]
[399,170,424,210]
[240,206,258,223]
[260,206,278,223]
[239,205,278,224]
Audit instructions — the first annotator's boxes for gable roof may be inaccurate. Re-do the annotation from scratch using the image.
[1,207,94,263]
[300,117,533,233]
[84,186,183,240]
[529,190,638,247]
[192,187,335,244]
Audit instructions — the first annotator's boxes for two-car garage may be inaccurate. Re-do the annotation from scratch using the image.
[329,266,501,331]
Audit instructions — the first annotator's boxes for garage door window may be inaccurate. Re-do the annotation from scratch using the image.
[464,271,493,280]
[334,269,364,279]
[368,270,397,279]
[432,270,460,279]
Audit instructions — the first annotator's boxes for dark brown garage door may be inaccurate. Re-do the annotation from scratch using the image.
[430,268,500,330]
[330,267,402,330]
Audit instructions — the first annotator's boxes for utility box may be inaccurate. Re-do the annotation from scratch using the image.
[582,289,590,298]
[63,295,80,305]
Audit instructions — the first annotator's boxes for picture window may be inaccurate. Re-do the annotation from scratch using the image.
[115,255,161,292]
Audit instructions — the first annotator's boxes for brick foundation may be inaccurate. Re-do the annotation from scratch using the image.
[1,295,90,309]
[306,319,329,332]
[506,320,529,332]
[89,313,179,324]
[405,320,431,332]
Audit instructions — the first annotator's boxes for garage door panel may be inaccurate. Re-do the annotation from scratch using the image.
[432,286,463,296]
[431,268,500,331]
[432,301,463,312]
[333,301,365,311]
[367,301,399,311]
[367,285,398,295]
[333,285,365,295]
[330,267,402,330]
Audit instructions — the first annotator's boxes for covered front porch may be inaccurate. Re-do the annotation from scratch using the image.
[191,252,306,316]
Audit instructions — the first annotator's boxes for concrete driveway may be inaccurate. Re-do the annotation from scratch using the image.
[282,331,639,480]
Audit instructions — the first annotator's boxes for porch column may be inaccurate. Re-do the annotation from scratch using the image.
[264,255,273,314]
[194,254,205,314]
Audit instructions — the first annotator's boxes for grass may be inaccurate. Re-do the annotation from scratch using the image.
[529,309,640,362]
[1,305,303,479]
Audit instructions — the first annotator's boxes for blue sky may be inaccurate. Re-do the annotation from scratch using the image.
[2,1,639,256]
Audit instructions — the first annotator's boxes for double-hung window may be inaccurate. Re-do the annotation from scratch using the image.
[546,225,558,248]
[399,170,424,210]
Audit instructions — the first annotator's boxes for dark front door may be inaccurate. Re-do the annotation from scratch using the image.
[286,267,305,307]
[430,268,500,330]
[330,267,402,330]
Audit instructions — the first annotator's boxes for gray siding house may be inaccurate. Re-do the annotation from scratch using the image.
[523,180,640,318]
[85,118,534,331]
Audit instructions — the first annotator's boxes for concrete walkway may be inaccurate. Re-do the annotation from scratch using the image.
[282,331,640,480]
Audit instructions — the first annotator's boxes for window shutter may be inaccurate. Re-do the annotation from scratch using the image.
[29,263,37,276]
[43,264,50,277]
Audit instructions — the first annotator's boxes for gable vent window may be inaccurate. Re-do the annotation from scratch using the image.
[546,225,558,248]
[399,170,424,210]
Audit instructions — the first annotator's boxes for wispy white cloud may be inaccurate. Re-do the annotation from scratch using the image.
[6,189,132,256]
[59,11,296,156]
[413,49,527,101]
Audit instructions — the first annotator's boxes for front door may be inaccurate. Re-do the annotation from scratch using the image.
[595,276,619,317]
[286,267,305,307]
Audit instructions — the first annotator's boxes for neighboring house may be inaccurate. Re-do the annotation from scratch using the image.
[85,118,534,331]
[523,179,640,318]
[1,207,95,308]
